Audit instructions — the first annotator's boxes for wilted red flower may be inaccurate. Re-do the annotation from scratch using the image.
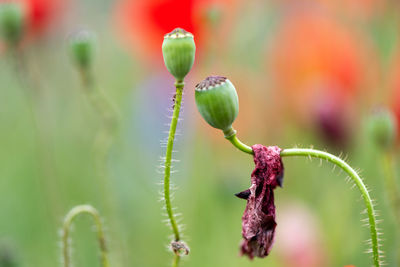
[114,0,240,61]
[236,145,284,259]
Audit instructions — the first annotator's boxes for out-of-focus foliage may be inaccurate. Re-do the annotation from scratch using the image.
[0,0,399,266]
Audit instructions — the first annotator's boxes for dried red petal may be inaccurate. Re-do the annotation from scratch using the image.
[238,145,284,259]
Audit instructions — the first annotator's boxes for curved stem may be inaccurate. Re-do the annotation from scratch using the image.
[226,135,381,267]
[281,148,380,267]
[62,205,109,267]
[164,80,184,260]
[225,131,253,155]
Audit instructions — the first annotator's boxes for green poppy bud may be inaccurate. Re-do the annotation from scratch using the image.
[367,107,397,149]
[69,30,95,69]
[195,76,239,135]
[162,28,195,81]
[0,3,24,46]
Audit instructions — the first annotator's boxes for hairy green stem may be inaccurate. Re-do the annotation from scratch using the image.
[62,205,109,267]
[226,132,381,267]
[280,148,380,267]
[164,80,184,264]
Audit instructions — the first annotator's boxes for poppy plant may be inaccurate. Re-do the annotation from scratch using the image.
[161,27,195,267]
[195,75,382,266]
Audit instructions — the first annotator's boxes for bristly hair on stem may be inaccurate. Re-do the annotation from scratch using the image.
[226,132,382,267]
[163,80,189,264]
[61,205,109,267]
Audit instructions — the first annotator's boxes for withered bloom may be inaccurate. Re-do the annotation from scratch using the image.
[236,145,284,259]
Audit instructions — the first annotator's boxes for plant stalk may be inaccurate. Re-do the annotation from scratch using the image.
[164,80,184,265]
[77,68,118,211]
[62,205,109,267]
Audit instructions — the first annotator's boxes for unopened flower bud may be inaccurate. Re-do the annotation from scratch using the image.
[69,30,95,69]
[0,3,24,46]
[195,76,239,134]
[162,28,195,81]
[367,107,397,149]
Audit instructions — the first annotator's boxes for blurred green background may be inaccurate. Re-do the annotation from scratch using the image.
[0,0,400,266]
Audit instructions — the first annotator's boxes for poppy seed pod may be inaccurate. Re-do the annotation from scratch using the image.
[367,107,397,149]
[195,76,239,134]
[0,3,24,46]
[69,30,95,69]
[162,28,195,81]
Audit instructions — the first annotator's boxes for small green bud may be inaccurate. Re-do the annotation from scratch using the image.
[162,28,196,81]
[69,30,95,69]
[195,76,239,134]
[367,107,398,149]
[0,3,24,46]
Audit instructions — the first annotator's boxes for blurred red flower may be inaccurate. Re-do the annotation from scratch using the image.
[22,0,63,35]
[270,11,364,107]
[268,9,373,145]
[114,0,240,61]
